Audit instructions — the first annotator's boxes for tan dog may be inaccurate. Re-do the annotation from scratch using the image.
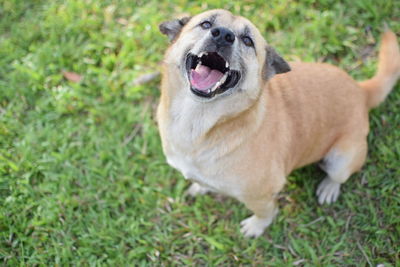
[157,9,400,237]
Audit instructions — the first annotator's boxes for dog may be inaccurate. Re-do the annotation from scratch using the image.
[157,9,400,237]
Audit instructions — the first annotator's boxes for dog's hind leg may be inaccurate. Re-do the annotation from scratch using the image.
[317,135,367,204]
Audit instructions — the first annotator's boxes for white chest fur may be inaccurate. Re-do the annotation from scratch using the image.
[165,138,228,192]
[160,97,233,195]
[158,91,261,198]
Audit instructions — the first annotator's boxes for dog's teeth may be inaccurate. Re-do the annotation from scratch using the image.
[198,52,209,58]
[212,81,221,91]
[220,73,228,84]
[225,62,229,68]
[195,62,202,71]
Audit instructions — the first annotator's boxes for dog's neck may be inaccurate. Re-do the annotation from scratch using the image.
[160,81,266,148]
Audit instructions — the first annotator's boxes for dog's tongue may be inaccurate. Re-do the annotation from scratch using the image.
[190,65,224,91]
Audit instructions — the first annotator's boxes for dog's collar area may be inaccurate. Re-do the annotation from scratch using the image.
[186,52,240,98]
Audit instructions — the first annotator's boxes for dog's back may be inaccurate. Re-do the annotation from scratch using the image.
[265,62,368,171]
[265,30,400,171]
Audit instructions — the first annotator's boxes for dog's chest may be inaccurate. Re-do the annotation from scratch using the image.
[159,98,245,196]
[166,148,199,180]
[162,104,213,182]
[163,132,235,194]
[165,141,215,185]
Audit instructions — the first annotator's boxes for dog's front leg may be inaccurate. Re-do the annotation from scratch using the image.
[240,195,279,238]
[186,182,211,196]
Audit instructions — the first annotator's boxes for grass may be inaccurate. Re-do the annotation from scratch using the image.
[0,0,399,265]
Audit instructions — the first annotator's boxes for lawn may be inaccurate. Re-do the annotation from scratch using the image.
[0,0,399,265]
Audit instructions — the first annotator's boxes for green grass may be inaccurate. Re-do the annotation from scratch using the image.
[1,0,399,265]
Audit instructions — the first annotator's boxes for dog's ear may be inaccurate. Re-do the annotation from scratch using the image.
[263,46,291,80]
[159,17,191,42]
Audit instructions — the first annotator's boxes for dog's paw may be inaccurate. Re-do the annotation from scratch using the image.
[240,215,273,238]
[186,182,210,197]
[316,177,341,205]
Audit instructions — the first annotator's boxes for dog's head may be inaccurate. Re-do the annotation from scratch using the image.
[159,9,290,101]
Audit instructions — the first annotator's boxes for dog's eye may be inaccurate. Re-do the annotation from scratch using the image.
[242,36,254,47]
[200,21,212,29]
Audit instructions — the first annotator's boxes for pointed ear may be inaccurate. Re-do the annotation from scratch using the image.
[263,46,291,80]
[159,17,191,42]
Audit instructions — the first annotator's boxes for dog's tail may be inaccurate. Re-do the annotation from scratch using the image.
[359,29,400,109]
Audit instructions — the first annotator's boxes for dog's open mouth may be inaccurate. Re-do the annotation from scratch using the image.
[186,52,240,98]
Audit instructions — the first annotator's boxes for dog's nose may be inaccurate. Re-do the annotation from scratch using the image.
[211,27,235,47]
